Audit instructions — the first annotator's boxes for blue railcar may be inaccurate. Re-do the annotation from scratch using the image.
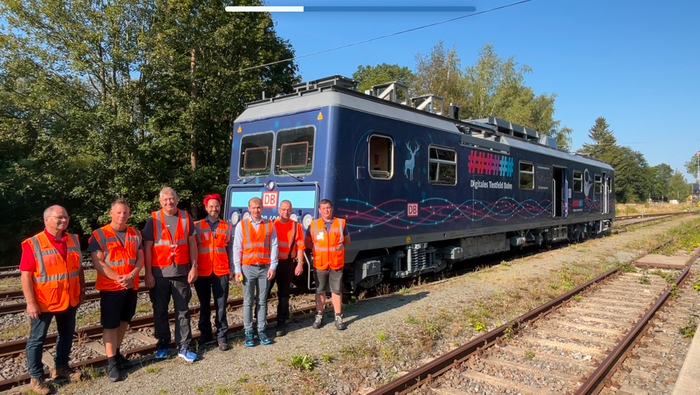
[225,76,615,291]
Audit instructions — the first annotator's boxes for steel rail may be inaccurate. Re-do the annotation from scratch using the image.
[0,286,149,315]
[0,303,318,392]
[0,286,305,357]
[574,249,699,394]
[366,267,620,395]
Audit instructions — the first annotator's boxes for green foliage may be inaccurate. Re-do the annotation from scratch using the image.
[353,63,415,95]
[651,269,676,284]
[578,117,654,203]
[320,353,333,363]
[694,275,700,291]
[289,354,315,371]
[669,284,680,299]
[679,316,697,338]
[619,262,637,273]
[0,0,298,264]
[684,152,700,179]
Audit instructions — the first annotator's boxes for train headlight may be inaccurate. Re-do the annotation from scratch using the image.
[302,214,313,230]
[290,213,299,222]
[230,211,240,226]
[242,212,251,222]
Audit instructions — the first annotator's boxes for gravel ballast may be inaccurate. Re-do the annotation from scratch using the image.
[26,216,697,395]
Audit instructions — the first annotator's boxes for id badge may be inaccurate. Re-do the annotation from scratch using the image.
[316,232,324,241]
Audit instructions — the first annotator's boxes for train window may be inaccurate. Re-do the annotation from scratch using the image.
[275,126,315,174]
[368,135,393,179]
[573,170,583,192]
[240,132,273,177]
[428,146,457,185]
[594,174,602,194]
[519,162,534,190]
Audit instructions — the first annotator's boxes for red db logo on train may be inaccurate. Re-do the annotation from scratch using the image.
[262,191,279,208]
[407,203,418,217]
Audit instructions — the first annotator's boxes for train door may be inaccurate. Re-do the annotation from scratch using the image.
[603,172,610,214]
[552,167,567,217]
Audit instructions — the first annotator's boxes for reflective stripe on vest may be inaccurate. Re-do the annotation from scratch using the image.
[92,225,141,291]
[195,219,231,276]
[25,232,82,312]
[274,219,304,260]
[310,218,345,271]
[151,209,190,267]
[240,219,272,265]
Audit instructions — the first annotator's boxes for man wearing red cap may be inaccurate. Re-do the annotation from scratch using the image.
[193,193,233,351]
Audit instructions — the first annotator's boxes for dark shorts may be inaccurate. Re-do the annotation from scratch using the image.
[100,289,138,329]
[314,268,343,295]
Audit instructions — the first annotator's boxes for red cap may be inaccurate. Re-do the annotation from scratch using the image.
[203,193,222,207]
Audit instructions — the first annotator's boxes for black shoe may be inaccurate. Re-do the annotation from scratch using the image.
[107,364,122,382]
[276,322,287,337]
[198,336,213,347]
[218,341,230,351]
[116,353,133,370]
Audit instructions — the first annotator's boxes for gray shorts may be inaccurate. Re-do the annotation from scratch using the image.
[314,268,343,295]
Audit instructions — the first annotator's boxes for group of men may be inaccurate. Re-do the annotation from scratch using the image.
[19,187,350,394]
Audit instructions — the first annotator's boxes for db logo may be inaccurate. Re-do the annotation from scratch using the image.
[262,191,279,208]
[407,203,418,217]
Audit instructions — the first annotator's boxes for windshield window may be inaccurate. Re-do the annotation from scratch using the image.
[239,132,273,177]
[275,126,315,174]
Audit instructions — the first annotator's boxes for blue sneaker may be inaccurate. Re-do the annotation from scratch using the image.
[259,331,273,345]
[178,347,197,362]
[244,332,255,347]
[155,345,169,359]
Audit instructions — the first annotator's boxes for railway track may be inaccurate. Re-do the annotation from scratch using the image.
[0,292,318,392]
[368,249,700,395]
[0,211,694,280]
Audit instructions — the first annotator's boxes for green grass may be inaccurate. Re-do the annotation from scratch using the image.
[289,354,315,371]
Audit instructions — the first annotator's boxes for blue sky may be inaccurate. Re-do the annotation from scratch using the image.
[250,0,700,182]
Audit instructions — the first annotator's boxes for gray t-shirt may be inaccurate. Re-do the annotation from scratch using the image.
[143,211,196,278]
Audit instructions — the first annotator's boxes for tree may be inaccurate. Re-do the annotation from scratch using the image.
[552,126,573,152]
[413,41,466,110]
[579,117,617,161]
[684,151,700,182]
[667,171,691,202]
[352,63,415,95]
[459,44,559,136]
[0,0,299,265]
[650,163,673,201]
[577,117,653,203]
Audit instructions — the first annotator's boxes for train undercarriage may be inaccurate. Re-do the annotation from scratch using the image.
[346,220,612,291]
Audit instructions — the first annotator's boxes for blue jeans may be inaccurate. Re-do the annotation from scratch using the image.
[26,305,77,379]
[241,265,270,333]
[194,273,230,342]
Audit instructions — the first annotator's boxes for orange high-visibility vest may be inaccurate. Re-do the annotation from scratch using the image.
[310,218,345,271]
[195,219,231,276]
[151,209,191,267]
[240,219,273,266]
[22,232,82,312]
[90,225,141,291]
[273,219,305,260]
